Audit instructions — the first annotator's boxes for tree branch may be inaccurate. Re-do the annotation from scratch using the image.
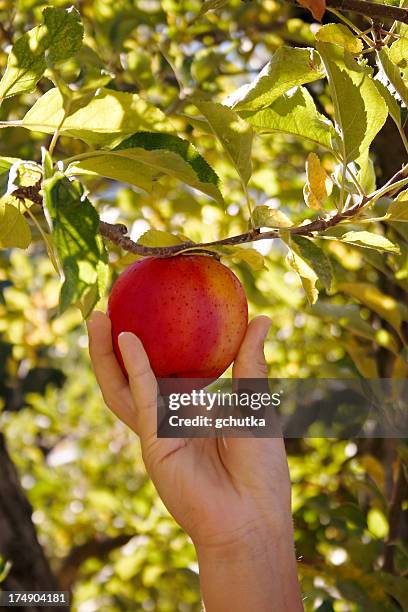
[57,533,134,591]
[12,160,402,259]
[383,459,408,573]
[290,0,408,24]
[98,197,369,257]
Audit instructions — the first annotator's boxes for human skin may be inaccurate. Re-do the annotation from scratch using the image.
[87,311,304,612]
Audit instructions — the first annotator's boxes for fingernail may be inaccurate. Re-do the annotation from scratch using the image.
[118,331,137,344]
[260,316,272,339]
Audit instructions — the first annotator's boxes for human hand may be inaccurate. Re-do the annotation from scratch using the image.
[87,311,303,611]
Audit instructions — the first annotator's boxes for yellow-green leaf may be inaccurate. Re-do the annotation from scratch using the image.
[137,230,187,248]
[367,508,389,538]
[206,245,266,271]
[317,41,388,163]
[377,47,408,109]
[243,86,336,150]
[286,249,319,305]
[22,88,173,147]
[252,206,293,228]
[68,132,223,204]
[387,199,408,222]
[316,24,363,54]
[291,234,333,290]
[192,100,253,185]
[0,202,31,249]
[337,282,402,332]
[340,230,400,253]
[303,152,328,210]
[229,47,324,112]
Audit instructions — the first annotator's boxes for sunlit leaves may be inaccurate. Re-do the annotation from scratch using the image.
[377,48,408,109]
[0,202,31,249]
[242,86,336,150]
[0,157,20,197]
[286,248,319,305]
[252,206,293,228]
[339,231,400,254]
[387,199,408,222]
[0,7,83,101]
[374,80,402,130]
[197,0,230,17]
[138,230,186,247]
[42,6,84,64]
[284,234,332,303]
[337,283,402,332]
[207,245,266,271]
[317,41,387,162]
[303,152,330,210]
[192,100,253,185]
[68,132,223,204]
[43,174,108,316]
[316,24,363,54]
[291,235,333,291]
[228,47,324,112]
[22,88,173,147]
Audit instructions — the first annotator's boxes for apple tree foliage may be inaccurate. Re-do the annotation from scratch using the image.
[0,0,407,610]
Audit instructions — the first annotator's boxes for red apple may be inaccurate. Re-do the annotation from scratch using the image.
[108,254,248,383]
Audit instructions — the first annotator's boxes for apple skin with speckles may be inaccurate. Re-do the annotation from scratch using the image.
[107,255,248,384]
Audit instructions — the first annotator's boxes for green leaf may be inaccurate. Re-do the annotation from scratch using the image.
[228,47,324,112]
[291,234,333,290]
[0,7,83,101]
[192,100,253,184]
[357,151,376,194]
[0,201,31,249]
[389,23,408,66]
[42,6,83,64]
[310,302,399,351]
[340,230,400,253]
[197,0,230,16]
[43,174,108,316]
[367,508,389,538]
[374,79,402,128]
[0,557,11,584]
[242,86,336,150]
[0,157,20,197]
[315,24,363,54]
[22,88,173,147]
[337,282,402,332]
[376,573,408,612]
[67,132,223,204]
[0,26,46,101]
[303,152,329,210]
[387,199,408,221]
[252,206,293,228]
[286,248,319,305]
[317,41,388,163]
[138,229,186,247]
[377,48,408,108]
[208,245,266,271]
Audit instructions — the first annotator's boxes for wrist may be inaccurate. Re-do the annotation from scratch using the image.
[195,515,303,612]
[195,509,294,561]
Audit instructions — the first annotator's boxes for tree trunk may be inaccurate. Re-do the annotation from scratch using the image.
[0,433,61,611]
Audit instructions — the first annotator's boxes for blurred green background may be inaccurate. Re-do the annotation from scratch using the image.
[0,0,407,610]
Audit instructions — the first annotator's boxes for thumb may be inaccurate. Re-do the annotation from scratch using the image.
[232,315,271,379]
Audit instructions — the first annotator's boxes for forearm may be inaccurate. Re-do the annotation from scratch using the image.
[196,519,303,612]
